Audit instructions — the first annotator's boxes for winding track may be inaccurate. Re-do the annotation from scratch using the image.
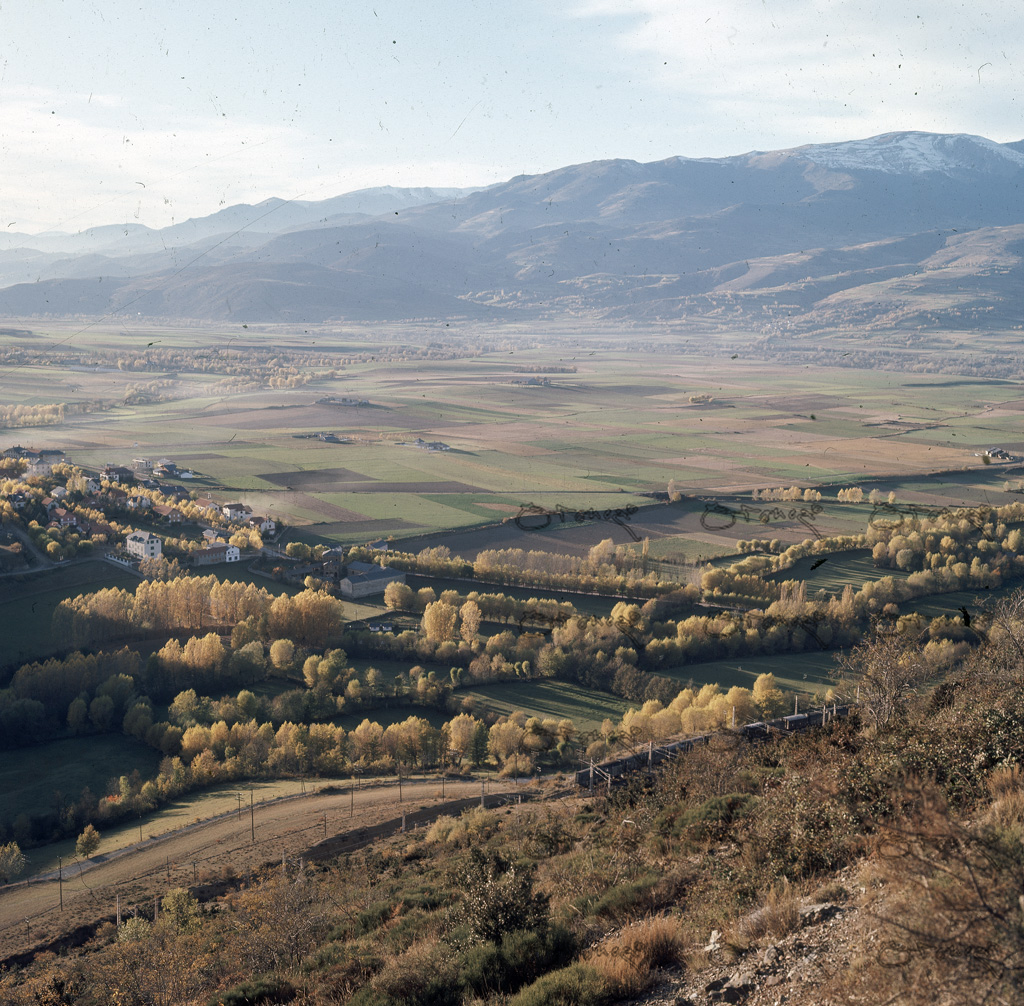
[0,777,536,963]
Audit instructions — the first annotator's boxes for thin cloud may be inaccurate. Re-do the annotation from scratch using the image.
[572,0,1024,150]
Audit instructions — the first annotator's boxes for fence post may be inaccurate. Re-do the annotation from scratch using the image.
[116,893,121,929]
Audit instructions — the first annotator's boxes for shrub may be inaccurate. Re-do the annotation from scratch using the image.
[449,849,549,946]
[349,939,461,1006]
[458,925,578,998]
[508,963,610,1006]
[206,977,294,1006]
[162,887,201,933]
[118,916,152,943]
[355,901,394,936]
[575,873,660,921]
[677,793,759,842]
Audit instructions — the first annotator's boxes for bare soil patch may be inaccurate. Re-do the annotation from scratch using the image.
[312,518,422,535]
[288,493,371,521]
[260,468,376,488]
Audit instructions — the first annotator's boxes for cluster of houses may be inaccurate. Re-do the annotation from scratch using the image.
[3,444,278,570]
[396,437,451,452]
[316,396,370,407]
[3,445,66,478]
[976,447,1019,463]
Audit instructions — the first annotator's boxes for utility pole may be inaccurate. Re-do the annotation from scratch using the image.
[58,857,63,912]
[250,790,255,843]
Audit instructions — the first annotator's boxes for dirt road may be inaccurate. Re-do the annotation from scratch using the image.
[0,777,535,962]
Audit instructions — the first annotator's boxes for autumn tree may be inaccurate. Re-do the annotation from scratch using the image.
[447,712,482,765]
[837,626,929,730]
[459,599,482,643]
[269,638,295,674]
[0,841,26,883]
[422,600,458,642]
[384,580,414,610]
[414,587,437,612]
[488,720,526,763]
[752,672,786,719]
[75,824,101,858]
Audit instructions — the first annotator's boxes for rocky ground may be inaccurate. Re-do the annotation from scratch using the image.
[628,871,874,1006]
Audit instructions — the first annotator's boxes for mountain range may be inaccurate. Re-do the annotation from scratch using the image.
[2,131,1023,331]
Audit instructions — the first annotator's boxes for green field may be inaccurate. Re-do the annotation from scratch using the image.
[0,561,143,669]
[0,734,162,826]
[770,549,908,594]
[9,323,1024,551]
[6,320,1024,833]
[659,650,842,696]
[462,679,632,734]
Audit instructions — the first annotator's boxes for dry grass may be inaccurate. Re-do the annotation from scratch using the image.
[985,764,1024,834]
[588,915,683,996]
[733,879,801,943]
[423,807,498,846]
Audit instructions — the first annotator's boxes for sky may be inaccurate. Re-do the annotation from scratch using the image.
[1,0,1021,234]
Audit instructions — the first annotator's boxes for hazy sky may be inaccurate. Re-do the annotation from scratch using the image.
[2,0,1021,233]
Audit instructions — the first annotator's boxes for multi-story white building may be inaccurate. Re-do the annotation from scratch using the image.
[125,531,162,560]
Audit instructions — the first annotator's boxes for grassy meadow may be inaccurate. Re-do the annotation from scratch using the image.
[461,679,632,734]
[658,650,842,696]
[0,734,162,825]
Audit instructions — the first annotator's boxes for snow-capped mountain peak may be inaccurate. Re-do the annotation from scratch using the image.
[793,131,1024,175]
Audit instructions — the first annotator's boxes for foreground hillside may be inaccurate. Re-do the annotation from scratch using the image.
[3,607,1023,1005]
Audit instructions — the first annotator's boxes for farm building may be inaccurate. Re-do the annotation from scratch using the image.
[339,560,405,599]
[192,543,241,566]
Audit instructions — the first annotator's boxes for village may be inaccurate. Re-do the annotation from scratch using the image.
[0,443,415,604]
